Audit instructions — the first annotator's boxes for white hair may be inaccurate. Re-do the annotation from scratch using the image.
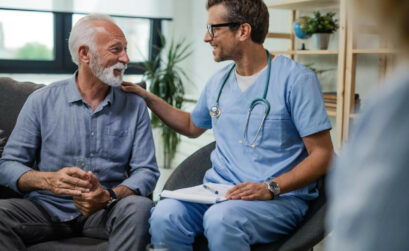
[68,13,116,65]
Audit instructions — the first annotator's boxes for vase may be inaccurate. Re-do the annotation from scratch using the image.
[311,33,331,50]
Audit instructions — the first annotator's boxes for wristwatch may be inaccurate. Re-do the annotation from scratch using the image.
[106,188,118,208]
[266,181,280,199]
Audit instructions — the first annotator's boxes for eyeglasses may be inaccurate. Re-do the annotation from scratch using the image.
[206,22,241,38]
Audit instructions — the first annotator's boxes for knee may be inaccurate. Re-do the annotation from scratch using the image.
[149,199,183,234]
[203,204,242,233]
[114,195,154,221]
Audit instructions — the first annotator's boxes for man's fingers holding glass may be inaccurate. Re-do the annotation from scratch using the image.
[61,176,92,191]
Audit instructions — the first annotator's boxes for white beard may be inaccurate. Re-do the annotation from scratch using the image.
[89,54,127,87]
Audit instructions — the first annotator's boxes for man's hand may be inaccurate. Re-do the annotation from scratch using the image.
[45,167,92,196]
[225,182,273,201]
[121,82,148,99]
[73,172,110,216]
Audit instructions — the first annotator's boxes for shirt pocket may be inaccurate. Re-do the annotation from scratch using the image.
[102,128,130,160]
[243,116,297,163]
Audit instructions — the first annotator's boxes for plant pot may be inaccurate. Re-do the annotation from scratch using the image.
[311,33,331,50]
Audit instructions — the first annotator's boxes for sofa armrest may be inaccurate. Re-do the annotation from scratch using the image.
[0,185,22,199]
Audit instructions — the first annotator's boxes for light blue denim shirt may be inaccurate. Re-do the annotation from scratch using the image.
[0,73,159,222]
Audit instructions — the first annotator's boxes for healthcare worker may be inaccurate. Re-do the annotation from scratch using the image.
[122,0,334,250]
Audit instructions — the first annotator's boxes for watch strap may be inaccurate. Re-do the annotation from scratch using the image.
[106,188,118,209]
[107,188,117,200]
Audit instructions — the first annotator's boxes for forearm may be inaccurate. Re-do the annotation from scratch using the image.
[17,170,50,193]
[144,92,204,138]
[273,148,333,194]
[112,185,137,200]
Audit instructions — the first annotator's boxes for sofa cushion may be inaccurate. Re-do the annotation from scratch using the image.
[0,77,45,140]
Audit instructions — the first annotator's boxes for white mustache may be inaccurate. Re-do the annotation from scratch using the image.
[112,62,127,70]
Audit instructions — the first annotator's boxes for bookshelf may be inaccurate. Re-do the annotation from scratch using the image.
[267,0,347,149]
[266,0,396,148]
[342,9,397,138]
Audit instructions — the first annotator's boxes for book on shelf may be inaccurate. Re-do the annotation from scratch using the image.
[323,92,361,113]
[325,102,337,108]
[322,92,360,101]
[322,92,337,100]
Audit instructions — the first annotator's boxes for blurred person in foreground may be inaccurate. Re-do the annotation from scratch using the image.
[327,1,409,250]
[0,13,159,250]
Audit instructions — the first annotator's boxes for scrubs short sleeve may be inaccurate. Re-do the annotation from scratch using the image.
[191,84,212,129]
[287,71,332,137]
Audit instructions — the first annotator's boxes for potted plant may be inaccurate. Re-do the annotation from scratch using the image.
[139,34,192,169]
[302,11,339,50]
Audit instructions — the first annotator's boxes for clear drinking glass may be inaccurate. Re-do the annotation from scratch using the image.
[146,243,169,251]
[74,157,91,172]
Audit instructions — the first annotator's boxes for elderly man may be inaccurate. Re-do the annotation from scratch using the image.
[0,14,159,250]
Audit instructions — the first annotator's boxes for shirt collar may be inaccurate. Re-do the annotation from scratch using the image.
[66,72,82,103]
[66,72,115,107]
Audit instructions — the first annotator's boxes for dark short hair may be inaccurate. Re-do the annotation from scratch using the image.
[206,0,269,44]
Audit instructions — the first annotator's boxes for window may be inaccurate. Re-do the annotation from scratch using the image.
[0,8,169,74]
[0,10,54,60]
[72,14,151,63]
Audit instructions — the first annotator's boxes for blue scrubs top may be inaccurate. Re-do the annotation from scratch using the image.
[191,55,332,200]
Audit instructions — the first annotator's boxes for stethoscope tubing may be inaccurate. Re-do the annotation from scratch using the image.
[210,49,272,148]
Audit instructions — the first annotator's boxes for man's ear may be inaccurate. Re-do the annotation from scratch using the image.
[238,23,252,42]
[78,45,91,64]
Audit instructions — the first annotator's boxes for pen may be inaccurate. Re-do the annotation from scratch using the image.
[203,184,219,195]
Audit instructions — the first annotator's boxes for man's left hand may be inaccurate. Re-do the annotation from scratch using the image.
[225,182,273,200]
[73,172,110,216]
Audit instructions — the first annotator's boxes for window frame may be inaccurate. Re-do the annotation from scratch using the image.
[0,8,169,74]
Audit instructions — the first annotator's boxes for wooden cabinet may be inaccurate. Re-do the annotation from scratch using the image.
[266,0,395,149]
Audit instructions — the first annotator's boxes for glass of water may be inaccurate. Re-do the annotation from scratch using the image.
[146,243,168,251]
[74,157,91,172]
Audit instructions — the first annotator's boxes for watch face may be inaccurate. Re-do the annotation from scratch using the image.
[268,182,280,196]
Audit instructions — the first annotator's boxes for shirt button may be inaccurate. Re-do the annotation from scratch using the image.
[91,132,95,136]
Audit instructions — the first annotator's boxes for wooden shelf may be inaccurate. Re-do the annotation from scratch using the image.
[353,49,397,54]
[270,50,338,55]
[267,32,292,39]
[267,0,339,10]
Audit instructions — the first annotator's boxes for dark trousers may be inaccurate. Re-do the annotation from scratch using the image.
[0,195,153,251]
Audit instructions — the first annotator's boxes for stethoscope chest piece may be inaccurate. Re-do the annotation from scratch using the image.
[210,105,221,118]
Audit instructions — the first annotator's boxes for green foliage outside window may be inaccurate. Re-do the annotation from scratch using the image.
[15,42,53,60]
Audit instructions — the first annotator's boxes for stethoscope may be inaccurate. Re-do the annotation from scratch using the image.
[209,49,272,148]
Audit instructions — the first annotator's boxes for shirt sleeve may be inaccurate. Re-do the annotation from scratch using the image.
[191,83,212,129]
[287,70,332,137]
[119,101,159,196]
[0,94,41,194]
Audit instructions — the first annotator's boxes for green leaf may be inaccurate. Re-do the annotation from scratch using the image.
[139,30,193,168]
